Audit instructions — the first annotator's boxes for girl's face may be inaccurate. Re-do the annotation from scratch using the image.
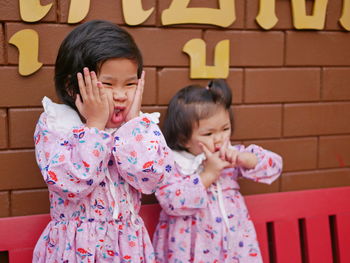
[98,58,139,128]
[185,107,231,155]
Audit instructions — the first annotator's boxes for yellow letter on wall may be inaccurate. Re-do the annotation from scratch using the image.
[68,0,90,23]
[19,0,53,22]
[340,0,350,31]
[256,0,278,30]
[122,0,154,26]
[9,29,43,76]
[162,0,235,27]
[183,39,230,79]
[291,0,328,29]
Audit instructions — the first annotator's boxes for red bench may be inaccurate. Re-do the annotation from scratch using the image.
[1,186,349,263]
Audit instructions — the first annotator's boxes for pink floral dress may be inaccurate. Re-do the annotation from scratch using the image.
[153,145,283,263]
[33,97,173,263]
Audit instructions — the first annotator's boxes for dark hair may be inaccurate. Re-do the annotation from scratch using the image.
[163,79,234,151]
[55,20,143,111]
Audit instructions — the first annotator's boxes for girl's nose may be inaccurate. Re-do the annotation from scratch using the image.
[113,88,127,101]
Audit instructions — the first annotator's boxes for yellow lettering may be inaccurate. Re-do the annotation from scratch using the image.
[340,0,350,30]
[68,0,90,23]
[183,39,230,79]
[9,29,43,76]
[19,0,53,22]
[162,0,235,27]
[291,0,328,29]
[122,0,154,25]
[256,0,278,30]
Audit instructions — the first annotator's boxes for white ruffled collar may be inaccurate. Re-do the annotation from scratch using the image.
[42,96,160,134]
[42,96,84,134]
[172,151,206,175]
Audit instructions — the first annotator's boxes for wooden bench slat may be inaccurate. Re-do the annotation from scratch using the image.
[304,216,333,263]
[336,212,350,263]
[273,220,303,263]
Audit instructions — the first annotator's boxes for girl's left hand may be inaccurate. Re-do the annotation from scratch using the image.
[125,71,145,122]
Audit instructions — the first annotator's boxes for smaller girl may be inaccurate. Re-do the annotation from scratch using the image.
[153,79,283,263]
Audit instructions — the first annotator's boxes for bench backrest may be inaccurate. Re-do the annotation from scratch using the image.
[1,186,349,263]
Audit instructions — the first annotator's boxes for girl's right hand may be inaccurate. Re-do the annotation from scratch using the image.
[75,67,111,130]
[200,143,231,188]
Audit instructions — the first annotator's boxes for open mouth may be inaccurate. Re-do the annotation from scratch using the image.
[111,107,125,124]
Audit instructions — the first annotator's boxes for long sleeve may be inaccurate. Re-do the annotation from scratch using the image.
[34,113,112,202]
[155,163,209,216]
[238,144,283,184]
[112,114,173,194]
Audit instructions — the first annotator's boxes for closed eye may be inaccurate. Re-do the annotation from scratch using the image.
[102,82,112,87]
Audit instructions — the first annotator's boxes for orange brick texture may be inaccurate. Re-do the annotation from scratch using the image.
[0,0,349,217]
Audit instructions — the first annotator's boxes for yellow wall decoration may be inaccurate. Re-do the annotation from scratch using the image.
[256,0,278,30]
[68,0,90,24]
[183,39,230,79]
[162,0,235,27]
[291,0,328,29]
[340,0,350,30]
[122,0,154,26]
[19,0,53,22]
[9,29,43,76]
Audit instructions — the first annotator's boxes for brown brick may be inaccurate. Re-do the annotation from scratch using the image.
[281,168,350,191]
[244,138,318,172]
[0,25,4,64]
[233,105,282,140]
[283,102,350,137]
[0,0,56,21]
[0,150,45,190]
[0,191,10,217]
[128,27,202,66]
[157,68,243,105]
[324,0,344,30]
[0,67,57,107]
[204,30,284,66]
[245,68,320,103]
[239,178,280,195]
[158,0,245,29]
[59,0,156,25]
[7,23,72,65]
[319,135,350,169]
[143,67,157,105]
[9,108,43,149]
[323,68,350,101]
[11,189,50,216]
[286,31,350,66]
[0,109,7,149]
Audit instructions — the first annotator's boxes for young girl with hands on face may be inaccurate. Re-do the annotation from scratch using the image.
[153,80,283,263]
[33,20,175,263]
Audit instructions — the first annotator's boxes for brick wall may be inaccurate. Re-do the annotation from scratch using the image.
[0,0,349,217]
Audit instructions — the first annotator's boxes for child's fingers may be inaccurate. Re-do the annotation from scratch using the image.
[134,71,145,108]
[90,71,100,100]
[83,67,93,97]
[77,72,87,100]
[219,140,229,160]
[200,143,212,158]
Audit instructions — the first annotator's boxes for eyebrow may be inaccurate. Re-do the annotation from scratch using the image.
[100,75,138,81]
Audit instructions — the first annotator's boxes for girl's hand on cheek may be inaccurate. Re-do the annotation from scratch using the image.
[125,71,145,122]
[75,67,110,130]
[199,143,231,188]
